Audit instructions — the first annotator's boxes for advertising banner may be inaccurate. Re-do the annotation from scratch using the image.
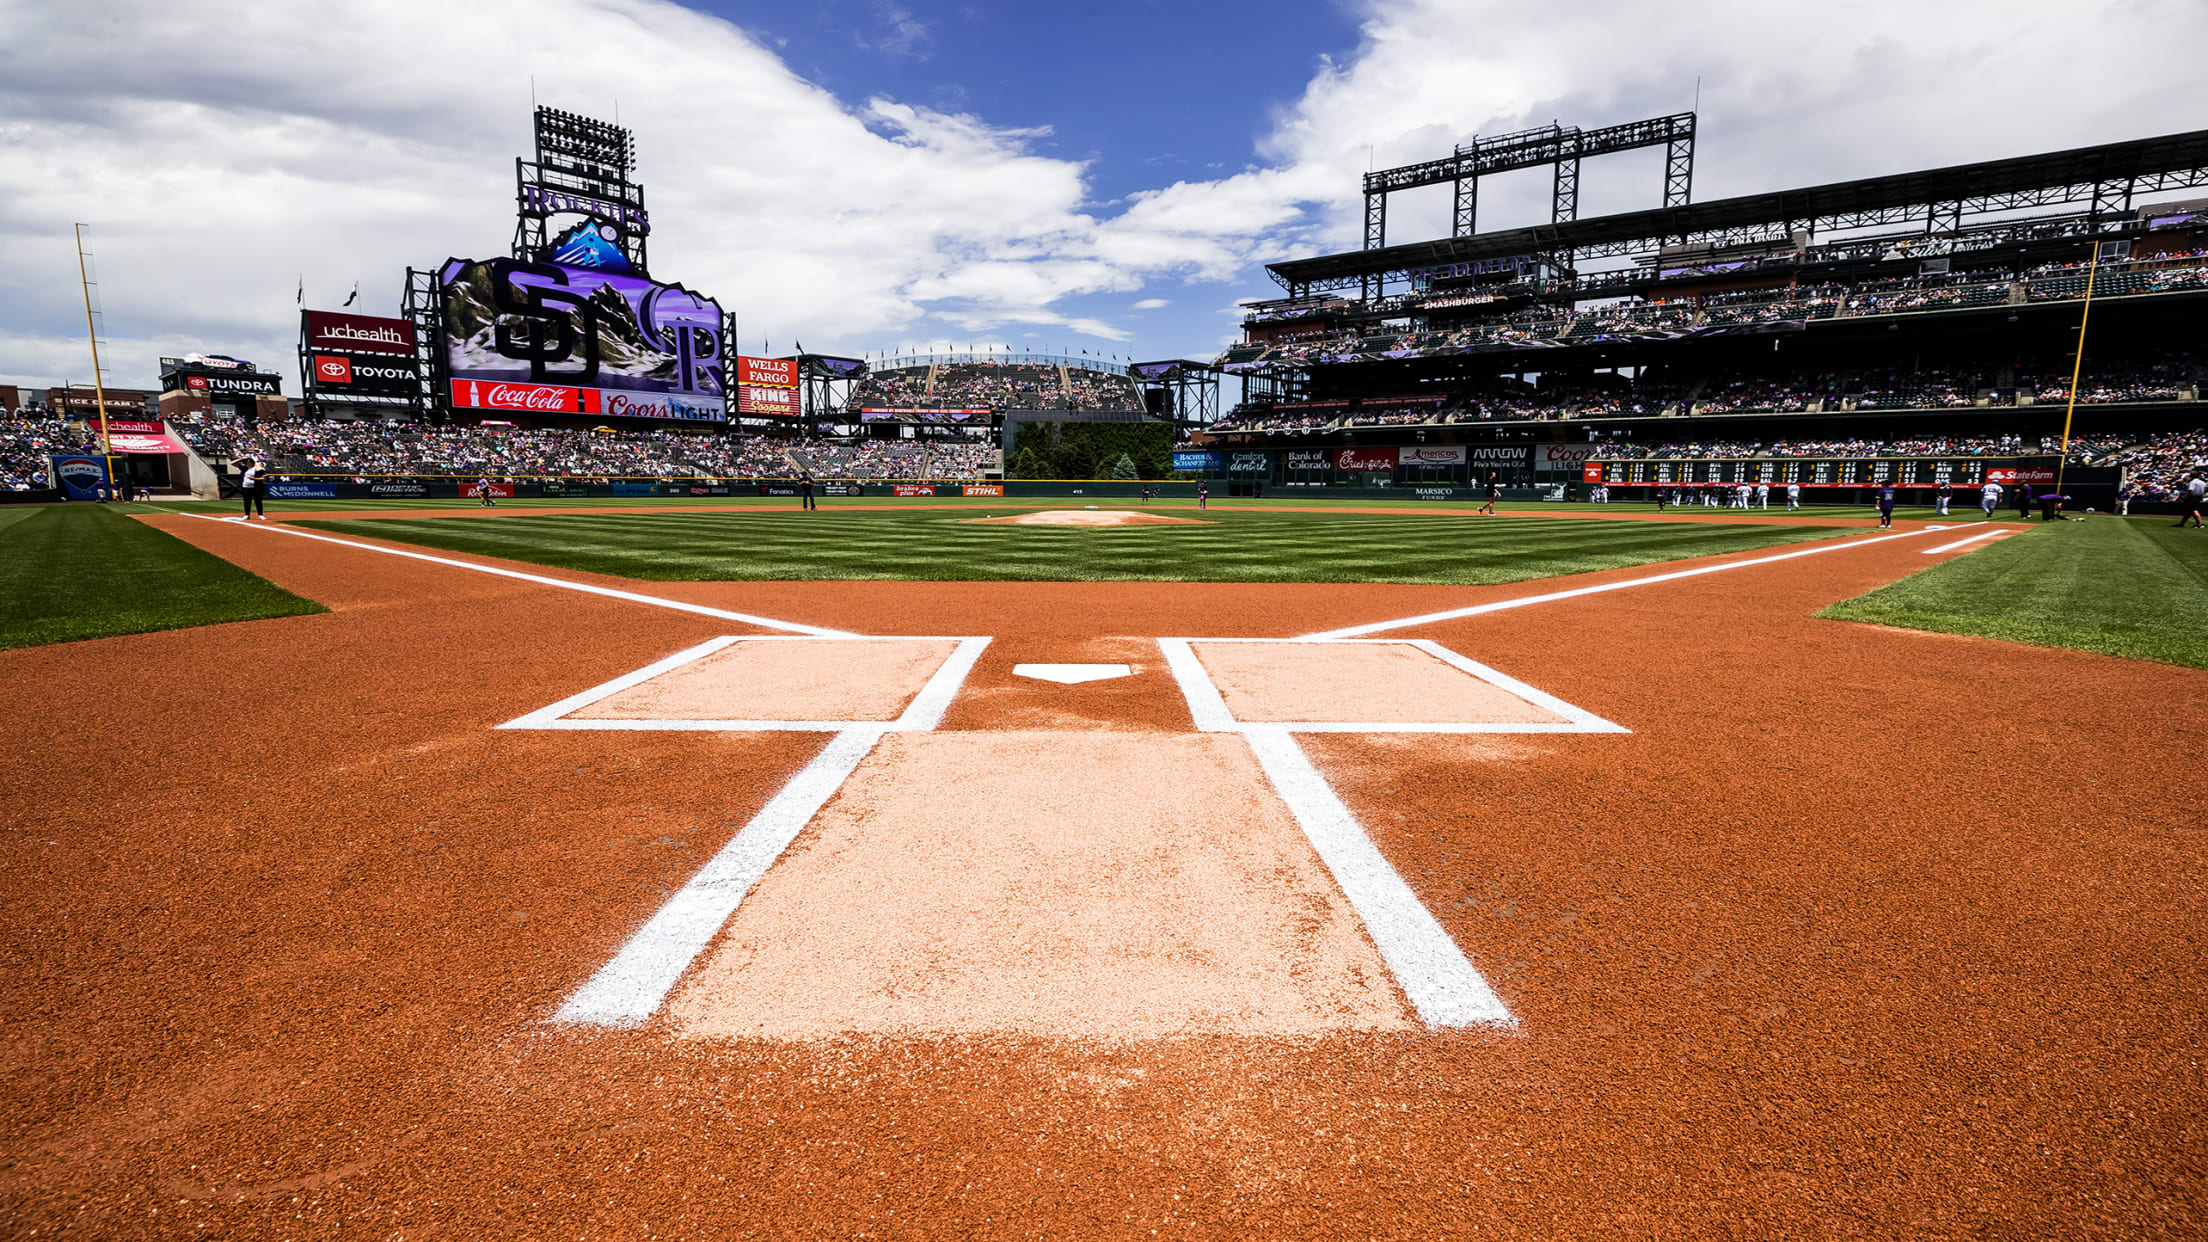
[1399,445,1467,466]
[450,378,601,415]
[1412,487,1459,500]
[96,418,164,435]
[1227,451,1270,474]
[1986,466,2058,485]
[267,481,338,499]
[463,481,516,498]
[962,484,1005,497]
[821,482,863,497]
[735,356,797,388]
[302,310,414,356]
[1283,450,1333,472]
[758,485,800,497]
[1468,445,1529,469]
[1536,442,1597,469]
[367,481,431,499]
[1583,463,1605,483]
[310,353,419,398]
[610,481,657,495]
[106,433,182,454]
[1335,446,1398,471]
[736,385,799,416]
[50,455,113,500]
[893,484,937,497]
[439,256,725,422]
[1172,450,1221,471]
[539,479,583,497]
[175,371,282,397]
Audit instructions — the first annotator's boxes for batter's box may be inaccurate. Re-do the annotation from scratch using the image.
[1157,638,1627,734]
[498,635,990,732]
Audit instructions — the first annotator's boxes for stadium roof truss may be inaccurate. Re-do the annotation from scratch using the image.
[1276,127,2208,296]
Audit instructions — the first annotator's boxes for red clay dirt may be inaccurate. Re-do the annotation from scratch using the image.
[0,511,2200,1238]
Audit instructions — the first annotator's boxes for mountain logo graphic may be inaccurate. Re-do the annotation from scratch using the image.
[550,218,633,274]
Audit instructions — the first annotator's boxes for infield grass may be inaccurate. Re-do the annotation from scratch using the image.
[289,505,1854,585]
[1818,516,2208,668]
[0,506,325,650]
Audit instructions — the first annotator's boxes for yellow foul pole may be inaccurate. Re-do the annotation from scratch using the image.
[74,223,115,488]
[2055,240,2101,495]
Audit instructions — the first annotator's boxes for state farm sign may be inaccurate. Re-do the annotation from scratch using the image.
[449,379,600,414]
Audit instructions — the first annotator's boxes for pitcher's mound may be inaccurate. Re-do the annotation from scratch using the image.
[963,509,1212,527]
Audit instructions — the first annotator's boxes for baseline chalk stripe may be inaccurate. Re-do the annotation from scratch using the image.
[1243,728,1515,1028]
[555,726,891,1026]
[177,512,852,637]
[1301,522,1980,640]
[1922,528,2013,554]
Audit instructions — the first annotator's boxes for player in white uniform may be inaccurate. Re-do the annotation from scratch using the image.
[1981,480,2003,518]
[1756,482,1770,510]
[1785,482,1801,511]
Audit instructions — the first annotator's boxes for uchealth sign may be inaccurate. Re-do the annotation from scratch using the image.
[1334,446,1398,471]
[302,310,414,356]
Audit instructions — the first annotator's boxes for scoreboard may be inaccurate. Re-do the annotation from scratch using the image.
[1585,457,2057,488]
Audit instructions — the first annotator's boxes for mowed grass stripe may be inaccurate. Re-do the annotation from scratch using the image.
[0,506,325,650]
[295,508,1846,585]
[1817,516,2208,669]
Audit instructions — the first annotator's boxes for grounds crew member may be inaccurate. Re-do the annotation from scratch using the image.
[2176,475,2206,529]
[238,458,266,520]
[800,470,817,511]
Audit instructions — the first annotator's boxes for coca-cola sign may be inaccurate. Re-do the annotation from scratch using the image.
[449,379,600,413]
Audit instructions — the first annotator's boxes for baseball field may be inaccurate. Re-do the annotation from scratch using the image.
[3,495,2203,1237]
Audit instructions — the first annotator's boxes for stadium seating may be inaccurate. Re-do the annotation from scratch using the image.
[851,361,1140,412]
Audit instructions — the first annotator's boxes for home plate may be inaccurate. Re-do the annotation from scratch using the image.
[1013,663,1133,684]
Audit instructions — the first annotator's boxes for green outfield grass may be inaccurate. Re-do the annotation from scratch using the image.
[0,506,325,650]
[285,505,1858,585]
[1818,516,2208,668]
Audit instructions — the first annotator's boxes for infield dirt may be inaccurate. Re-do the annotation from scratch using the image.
[1,511,2200,1238]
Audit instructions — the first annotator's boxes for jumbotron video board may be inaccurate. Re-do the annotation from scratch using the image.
[439,257,726,421]
[1584,457,2057,488]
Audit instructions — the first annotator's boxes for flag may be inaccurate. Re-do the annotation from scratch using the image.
[342,283,358,307]
[295,276,302,305]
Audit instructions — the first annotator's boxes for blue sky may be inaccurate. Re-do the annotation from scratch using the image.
[3,0,2206,389]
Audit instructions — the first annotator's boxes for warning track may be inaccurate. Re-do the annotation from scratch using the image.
[1,512,2200,1237]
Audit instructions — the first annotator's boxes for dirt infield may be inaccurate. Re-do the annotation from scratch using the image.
[2,511,2200,1237]
[962,509,1213,526]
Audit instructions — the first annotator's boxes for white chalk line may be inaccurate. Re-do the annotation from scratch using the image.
[174,511,851,637]
[1158,636,1629,1028]
[1243,728,1515,1028]
[497,636,991,733]
[554,726,890,1026]
[1922,528,2014,554]
[1300,522,1981,641]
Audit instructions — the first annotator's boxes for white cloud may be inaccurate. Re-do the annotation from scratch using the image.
[1133,298,1169,310]
[3,0,2204,390]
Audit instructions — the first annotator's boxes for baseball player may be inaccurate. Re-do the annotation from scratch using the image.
[1756,482,1769,510]
[1786,482,1801,511]
[1981,478,2003,518]
[1935,480,1952,516]
[1875,481,1897,529]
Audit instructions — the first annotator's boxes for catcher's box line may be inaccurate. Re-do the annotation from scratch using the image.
[1299,521,1981,640]
[175,512,851,638]
[496,635,992,732]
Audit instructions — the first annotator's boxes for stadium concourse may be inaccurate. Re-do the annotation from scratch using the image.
[4,496,2203,1236]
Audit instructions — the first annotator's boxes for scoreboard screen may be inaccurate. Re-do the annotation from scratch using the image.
[1584,457,2042,488]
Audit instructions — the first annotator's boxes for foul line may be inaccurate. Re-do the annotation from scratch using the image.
[1301,523,1982,640]
[555,727,889,1026]
[175,512,851,637]
[1922,528,2013,554]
